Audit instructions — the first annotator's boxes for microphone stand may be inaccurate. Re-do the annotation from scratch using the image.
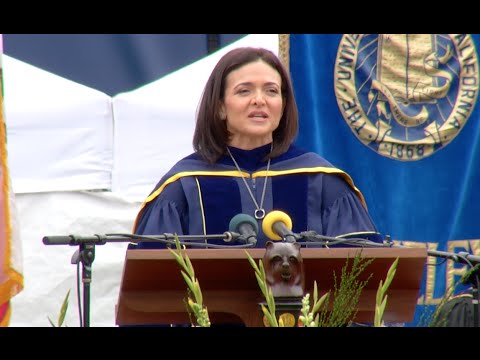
[42,231,244,327]
[45,235,110,328]
[70,242,95,327]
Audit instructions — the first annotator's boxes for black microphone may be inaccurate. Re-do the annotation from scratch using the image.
[262,210,299,242]
[43,234,108,245]
[228,213,258,245]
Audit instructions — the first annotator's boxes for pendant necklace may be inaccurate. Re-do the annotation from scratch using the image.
[227,147,271,220]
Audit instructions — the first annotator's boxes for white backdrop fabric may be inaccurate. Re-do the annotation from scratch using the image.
[6,34,278,326]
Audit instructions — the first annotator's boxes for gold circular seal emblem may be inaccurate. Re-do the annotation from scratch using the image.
[334,34,479,161]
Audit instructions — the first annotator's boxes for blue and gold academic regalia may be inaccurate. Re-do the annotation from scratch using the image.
[132,143,380,248]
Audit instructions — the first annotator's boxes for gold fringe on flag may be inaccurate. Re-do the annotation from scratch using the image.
[278,34,290,72]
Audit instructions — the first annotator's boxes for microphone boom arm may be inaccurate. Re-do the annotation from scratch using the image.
[42,232,243,247]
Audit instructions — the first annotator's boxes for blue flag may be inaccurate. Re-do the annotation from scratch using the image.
[288,34,480,326]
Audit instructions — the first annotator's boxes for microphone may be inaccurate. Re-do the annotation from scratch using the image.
[228,213,258,245]
[262,210,298,242]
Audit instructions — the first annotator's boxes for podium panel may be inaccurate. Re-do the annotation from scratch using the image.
[115,247,427,326]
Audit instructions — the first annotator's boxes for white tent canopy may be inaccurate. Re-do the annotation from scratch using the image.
[3,55,113,194]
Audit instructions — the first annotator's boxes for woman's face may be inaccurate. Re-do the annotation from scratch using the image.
[221,60,284,149]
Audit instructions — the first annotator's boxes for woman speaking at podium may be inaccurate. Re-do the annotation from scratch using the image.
[130,46,380,249]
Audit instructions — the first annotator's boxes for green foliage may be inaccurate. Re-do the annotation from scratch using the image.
[168,236,211,327]
[316,253,374,327]
[374,257,399,327]
[298,282,330,327]
[245,251,279,326]
[48,289,70,327]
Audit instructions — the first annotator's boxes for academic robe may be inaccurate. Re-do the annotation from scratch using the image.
[132,143,381,249]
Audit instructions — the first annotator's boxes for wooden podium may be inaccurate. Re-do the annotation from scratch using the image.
[115,247,427,327]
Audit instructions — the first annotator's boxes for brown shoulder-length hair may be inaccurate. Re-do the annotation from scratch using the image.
[193,47,299,164]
